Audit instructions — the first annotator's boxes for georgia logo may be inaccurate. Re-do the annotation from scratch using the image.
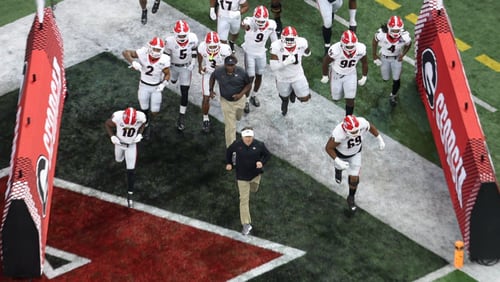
[421,48,437,109]
[37,155,49,217]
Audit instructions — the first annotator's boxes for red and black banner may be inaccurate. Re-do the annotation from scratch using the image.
[415,0,500,260]
[1,7,66,278]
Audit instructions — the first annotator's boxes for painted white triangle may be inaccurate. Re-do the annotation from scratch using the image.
[43,246,91,279]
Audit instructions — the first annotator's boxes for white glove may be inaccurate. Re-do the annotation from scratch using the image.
[358,75,367,86]
[156,81,168,92]
[377,135,385,150]
[187,59,196,71]
[334,158,349,170]
[283,55,296,66]
[134,133,143,143]
[373,59,382,67]
[320,75,329,84]
[209,7,217,21]
[131,61,142,71]
[110,136,121,145]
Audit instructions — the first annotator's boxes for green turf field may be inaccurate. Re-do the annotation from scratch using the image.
[0,51,448,281]
[1,0,498,281]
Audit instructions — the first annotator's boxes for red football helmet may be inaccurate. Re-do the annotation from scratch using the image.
[281,26,298,50]
[340,30,357,57]
[205,31,220,54]
[253,5,269,29]
[173,20,190,46]
[148,37,165,59]
[123,107,137,126]
[387,16,404,39]
[342,115,360,137]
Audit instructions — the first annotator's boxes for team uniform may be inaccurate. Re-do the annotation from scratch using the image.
[197,41,233,97]
[164,20,199,131]
[213,0,247,42]
[325,115,385,213]
[241,15,278,77]
[134,45,170,113]
[373,16,412,106]
[109,110,147,169]
[325,41,366,101]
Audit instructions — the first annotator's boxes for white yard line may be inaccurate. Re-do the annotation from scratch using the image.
[1,1,498,280]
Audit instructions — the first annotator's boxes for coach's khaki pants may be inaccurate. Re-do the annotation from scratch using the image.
[237,175,261,225]
[220,96,246,147]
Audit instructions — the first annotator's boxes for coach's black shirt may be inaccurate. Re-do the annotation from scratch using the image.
[211,66,250,101]
[226,139,271,181]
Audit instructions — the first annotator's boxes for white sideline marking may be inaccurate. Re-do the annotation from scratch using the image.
[303,0,497,113]
[52,177,306,281]
[413,265,455,282]
[0,168,305,280]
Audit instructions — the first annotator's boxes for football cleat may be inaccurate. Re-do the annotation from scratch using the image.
[289,91,296,103]
[281,98,289,116]
[389,93,398,107]
[141,9,147,25]
[127,192,134,208]
[202,120,211,133]
[244,102,250,114]
[340,30,357,57]
[250,96,260,107]
[335,168,342,184]
[152,0,160,14]
[347,195,356,212]
[176,114,185,131]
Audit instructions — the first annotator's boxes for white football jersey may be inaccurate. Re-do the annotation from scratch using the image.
[197,42,233,73]
[111,110,147,145]
[216,0,247,16]
[164,33,199,65]
[270,37,309,82]
[136,47,171,85]
[374,29,412,57]
[331,117,370,156]
[241,17,278,55]
[327,42,366,76]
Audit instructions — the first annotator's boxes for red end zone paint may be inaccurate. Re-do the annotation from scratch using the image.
[0,177,281,281]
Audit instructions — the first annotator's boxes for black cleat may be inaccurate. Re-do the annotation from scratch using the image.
[152,0,160,14]
[389,94,398,107]
[335,169,342,184]
[249,96,260,107]
[347,195,357,213]
[244,102,250,114]
[202,120,211,133]
[176,114,185,131]
[275,18,282,39]
[127,192,134,208]
[141,9,147,25]
[281,99,289,116]
[229,41,235,53]
[349,25,357,33]
[289,91,296,103]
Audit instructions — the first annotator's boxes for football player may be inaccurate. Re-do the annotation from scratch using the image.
[209,0,249,53]
[372,16,412,106]
[197,31,233,132]
[270,0,282,37]
[325,115,385,213]
[164,20,199,131]
[269,26,312,116]
[105,107,147,208]
[321,30,368,116]
[316,0,344,55]
[139,0,162,25]
[241,5,278,113]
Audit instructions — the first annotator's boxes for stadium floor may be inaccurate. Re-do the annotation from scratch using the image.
[0,0,498,281]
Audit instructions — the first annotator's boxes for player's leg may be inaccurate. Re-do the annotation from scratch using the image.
[201,74,212,132]
[270,0,282,38]
[348,0,357,32]
[139,0,147,24]
[152,0,161,14]
[343,74,357,115]
[346,154,361,212]
[138,85,152,139]
[292,76,311,103]
[318,0,334,55]
[228,17,241,54]
[177,68,191,131]
[276,81,291,116]
[124,145,138,208]
[390,60,403,106]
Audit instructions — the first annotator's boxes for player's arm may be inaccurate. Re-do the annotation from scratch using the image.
[104,119,117,138]
[368,122,386,150]
[162,67,171,82]
[122,50,138,64]
[372,37,380,60]
[399,41,412,61]
[240,1,250,15]
[322,55,333,77]
[325,137,341,160]
[360,54,368,77]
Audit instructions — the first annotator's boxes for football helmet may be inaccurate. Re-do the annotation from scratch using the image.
[148,37,165,59]
[340,30,357,57]
[281,26,298,50]
[342,115,360,137]
[173,20,190,46]
[205,31,220,54]
[387,16,404,39]
[253,5,269,29]
[123,107,137,126]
